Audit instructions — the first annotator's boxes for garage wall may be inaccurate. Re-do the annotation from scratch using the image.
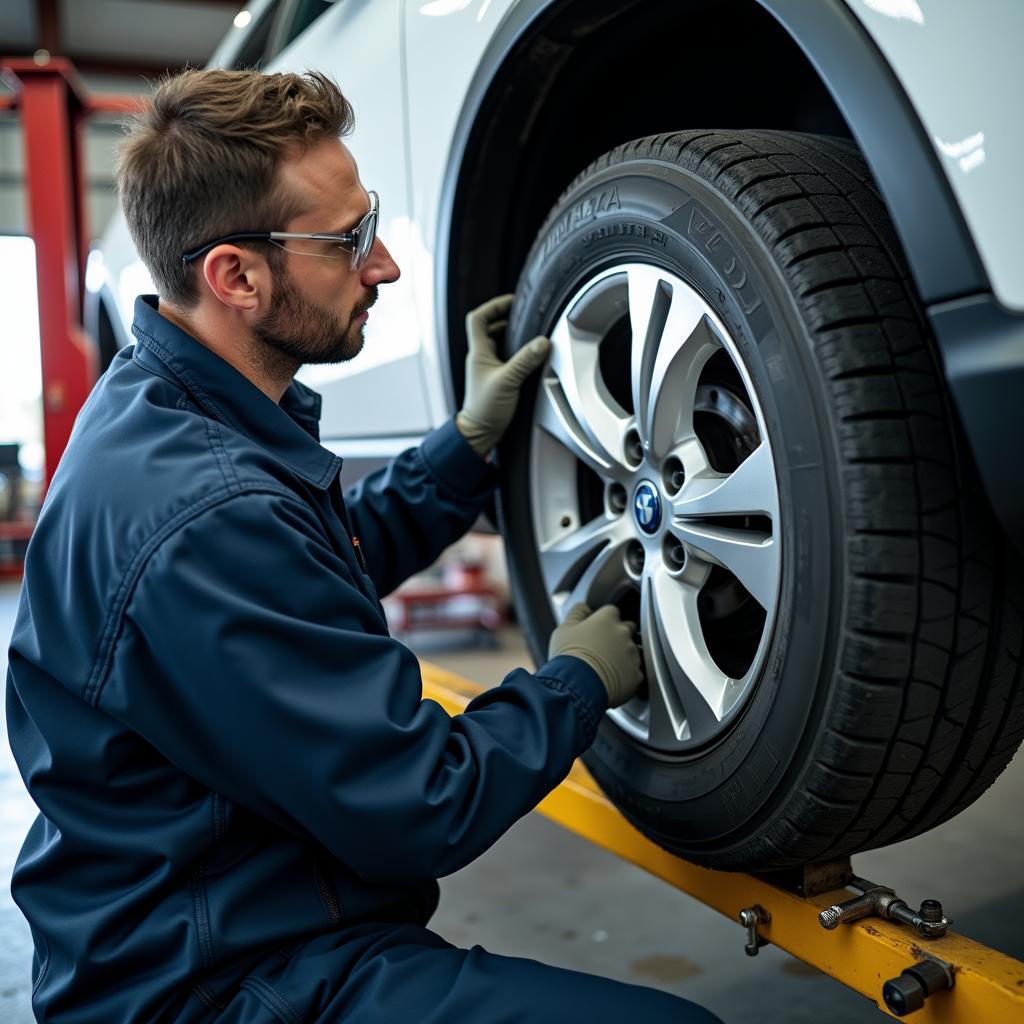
[0,0,241,240]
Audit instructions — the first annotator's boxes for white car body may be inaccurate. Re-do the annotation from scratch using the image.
[90,0,1024,535]
[849,0,1024,311]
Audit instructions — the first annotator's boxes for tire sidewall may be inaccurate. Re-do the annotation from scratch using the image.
[500,155,843,858]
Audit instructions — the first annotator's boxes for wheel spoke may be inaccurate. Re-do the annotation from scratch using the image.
[641,566,727,747]
[629,268,720,458]
[648,299,721,459]
[628,265,669,450]
[541,514,632,615]
[539,317,632,476]
[674,522,778,611]
[533,377,616,477]
[672,441,778,520]
[670,442,779,610]
[640,574,688,746]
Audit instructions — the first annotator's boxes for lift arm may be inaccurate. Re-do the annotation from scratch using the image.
[421,662,1024,1022]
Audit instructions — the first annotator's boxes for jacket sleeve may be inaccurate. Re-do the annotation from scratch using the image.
[107,488,607,883]
[342,418,496,596]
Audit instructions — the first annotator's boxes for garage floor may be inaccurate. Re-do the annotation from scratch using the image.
[2,580,1021,1022]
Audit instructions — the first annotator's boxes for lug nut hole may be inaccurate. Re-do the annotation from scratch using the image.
[625,429,644,467]
[664,536,686,572]
[663,456,685,495]
[608,483,628,514]
[625,540,645,577]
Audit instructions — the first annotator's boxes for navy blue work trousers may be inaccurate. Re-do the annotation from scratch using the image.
[216,923,724,1023]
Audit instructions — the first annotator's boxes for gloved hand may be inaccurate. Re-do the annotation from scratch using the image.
[455,294,552,456]
[548,603,643,708]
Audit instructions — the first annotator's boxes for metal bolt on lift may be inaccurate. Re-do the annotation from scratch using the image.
[882,956,956,1018]
[819,881,950,939]
[737,905,770,957]
[815,879,955,1015]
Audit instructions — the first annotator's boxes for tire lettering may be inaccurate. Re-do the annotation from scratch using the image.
[542,213,572,260]
[688,207,715,243]
[687,206,763,316]
[541,187,621,259]
[581,222,646,247]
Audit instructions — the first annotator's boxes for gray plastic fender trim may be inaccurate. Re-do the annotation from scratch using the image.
[928,297,1024,551]
[758,0,987,304]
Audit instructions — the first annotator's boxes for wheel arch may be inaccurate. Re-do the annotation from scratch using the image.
[439,0,987,405]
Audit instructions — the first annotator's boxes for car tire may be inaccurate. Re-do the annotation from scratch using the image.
[497,129,1024,869]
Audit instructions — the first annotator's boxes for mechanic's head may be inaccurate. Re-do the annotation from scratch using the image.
[117,68,400,376]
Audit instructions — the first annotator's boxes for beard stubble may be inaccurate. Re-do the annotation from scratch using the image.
[252,264,377,369]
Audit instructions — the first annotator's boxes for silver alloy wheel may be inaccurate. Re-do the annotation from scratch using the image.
[528,263,782,753]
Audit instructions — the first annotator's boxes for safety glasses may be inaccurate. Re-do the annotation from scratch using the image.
[181,191,379,270]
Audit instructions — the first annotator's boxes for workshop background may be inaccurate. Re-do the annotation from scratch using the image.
[1,2,1022,1022]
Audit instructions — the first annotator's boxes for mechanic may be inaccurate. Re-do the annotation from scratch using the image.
[7,69,723,1024]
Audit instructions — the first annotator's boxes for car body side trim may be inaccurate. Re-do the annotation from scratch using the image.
[928,296,1024,551]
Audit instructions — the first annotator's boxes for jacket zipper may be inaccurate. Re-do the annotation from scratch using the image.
[351,534,368,574]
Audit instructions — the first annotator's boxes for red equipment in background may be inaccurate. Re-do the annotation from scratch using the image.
[0,58,140,577]
[387,561,506,645]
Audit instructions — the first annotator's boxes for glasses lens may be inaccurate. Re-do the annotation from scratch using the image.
[353,194,379,269]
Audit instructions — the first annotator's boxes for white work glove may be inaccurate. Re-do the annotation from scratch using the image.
[455,294,551,456]
[548,603,644,708]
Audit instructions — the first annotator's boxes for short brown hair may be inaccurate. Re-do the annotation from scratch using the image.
[117,68,354,307]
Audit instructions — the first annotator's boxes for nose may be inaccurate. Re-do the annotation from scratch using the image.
[361,236,400,287]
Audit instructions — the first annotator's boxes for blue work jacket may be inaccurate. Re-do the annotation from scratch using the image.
[6,296,608,1023]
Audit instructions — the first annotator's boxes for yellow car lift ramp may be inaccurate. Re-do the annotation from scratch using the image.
[421,662,1024,1023]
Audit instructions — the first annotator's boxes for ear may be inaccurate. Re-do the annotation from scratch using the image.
[200,244,272,314]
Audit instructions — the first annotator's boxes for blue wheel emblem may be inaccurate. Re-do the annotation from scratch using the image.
[633,482,661,534]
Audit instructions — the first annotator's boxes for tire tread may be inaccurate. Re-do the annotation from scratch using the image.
[673,130,1024,866]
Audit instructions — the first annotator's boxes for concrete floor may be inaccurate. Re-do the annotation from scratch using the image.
[2,581,1022,1022]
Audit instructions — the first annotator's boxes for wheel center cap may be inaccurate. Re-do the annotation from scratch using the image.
[633,480,662,535]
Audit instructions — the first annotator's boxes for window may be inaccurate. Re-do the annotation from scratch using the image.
[232,1,283,69]
[278,0,336,52]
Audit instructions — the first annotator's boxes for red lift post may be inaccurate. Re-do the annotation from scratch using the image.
[0,57,140,577]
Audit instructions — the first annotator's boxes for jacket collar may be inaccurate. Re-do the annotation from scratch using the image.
[131,295,343,490]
